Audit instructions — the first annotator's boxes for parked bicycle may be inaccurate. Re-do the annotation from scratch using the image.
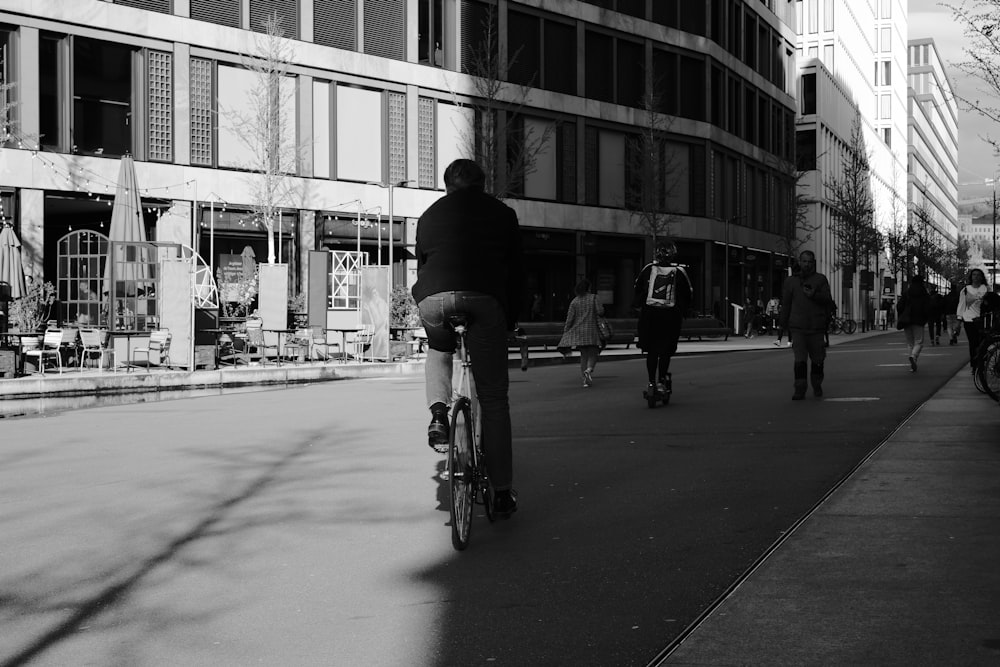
[828,314,858,334]
[972,310,1000,402]
[445,315,497,550]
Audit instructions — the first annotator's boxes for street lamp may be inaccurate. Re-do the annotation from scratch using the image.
[367,180,415,295]
[722,214,745,329]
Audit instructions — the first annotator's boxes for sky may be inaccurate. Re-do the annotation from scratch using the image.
[908,0,998,200]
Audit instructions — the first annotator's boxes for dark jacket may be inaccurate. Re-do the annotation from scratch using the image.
[412,188,524,328]
[927,292,944,319]
[898,283,930,326]
[944,287,960,315]
[779,271,833,333]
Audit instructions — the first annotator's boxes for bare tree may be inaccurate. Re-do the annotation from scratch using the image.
[775,169,820,259]
[826,118,880,275]
[625,89,682,246]
[908,198,946,278]
[458,5,552,199]
[220,13,299,264]
[945,1,1000,154]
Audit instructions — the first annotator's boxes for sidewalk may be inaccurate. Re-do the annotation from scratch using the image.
[0,328,886,400]
[657,366,1000,666]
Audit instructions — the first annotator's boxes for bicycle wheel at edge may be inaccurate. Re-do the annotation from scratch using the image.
[981,339,1000,402]
[449,398,476,551]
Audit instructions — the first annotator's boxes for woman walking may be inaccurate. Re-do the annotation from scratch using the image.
[557,279,603,387]
[957,268,990,368]
[897,275,930,372]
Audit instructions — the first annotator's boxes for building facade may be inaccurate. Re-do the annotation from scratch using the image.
[793,0,908,321]
[0,0,798,326]
[906,37,959,255]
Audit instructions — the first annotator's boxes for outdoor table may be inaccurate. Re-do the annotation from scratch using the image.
[107,329,147,370]
[1,331,43,376]
[202,328,240,367]
[264,328,298,363]
[390,326,425,359]
[326,327,362,363]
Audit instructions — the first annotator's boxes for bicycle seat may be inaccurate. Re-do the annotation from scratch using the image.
[448,314,471,328]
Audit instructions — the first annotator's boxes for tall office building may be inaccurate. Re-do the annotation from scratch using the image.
[794,0,908,320]
[0,0,799,327]
[907,37,959,287]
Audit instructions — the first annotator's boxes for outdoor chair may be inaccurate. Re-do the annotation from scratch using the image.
[79,328,116,372]
[131,329,171,372]
[282,328,312,363]
[309,325,337,361]
[244,321,279,365]
[24,329,63,374]
[347,325,375,363]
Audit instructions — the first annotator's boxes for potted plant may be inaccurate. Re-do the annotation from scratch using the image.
[287,290,308,328]
[9,279,56,332]
[217,265,258,324]
[390,285,420,337]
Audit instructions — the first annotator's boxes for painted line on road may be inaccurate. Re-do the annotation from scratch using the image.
[823,397,880,402]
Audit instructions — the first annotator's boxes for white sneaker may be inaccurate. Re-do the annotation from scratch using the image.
[773,340,781,347]
[583,370,593,387]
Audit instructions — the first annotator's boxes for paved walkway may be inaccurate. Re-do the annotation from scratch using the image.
[657,363,1000,666]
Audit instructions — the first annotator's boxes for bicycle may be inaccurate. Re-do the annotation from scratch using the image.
[446,314,496,550]
[827,314,857,334]
[972,312,1000,402]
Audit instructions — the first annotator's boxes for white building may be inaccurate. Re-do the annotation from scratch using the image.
[906,38,959,258]
[794,0,909,321]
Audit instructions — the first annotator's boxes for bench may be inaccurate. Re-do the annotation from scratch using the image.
[510,319,638,350]
[680,317,731,341]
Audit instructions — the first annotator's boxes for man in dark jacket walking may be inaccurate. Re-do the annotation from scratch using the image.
[412,159,523,517]
[779,250,833,400]
[927,286,944,345]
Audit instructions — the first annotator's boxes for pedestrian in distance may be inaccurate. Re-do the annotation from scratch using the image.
[773,262,800,347]
[412,158,523,517]
[779,250,833,400]
[557,278,603,387]
[944,282,962,345]
[743,298,757,338]
[956,268,990,368]
[926,285,944,346]
[633,241,693,402]
[896,275,930,372]
[765,296,780,335]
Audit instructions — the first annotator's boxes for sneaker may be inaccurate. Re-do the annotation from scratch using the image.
[655,382,667,396]
[427,403,450,453]
[493,489,518,518]
[908,356,917,372]
[583,370,593,387]
[773,339,782,347]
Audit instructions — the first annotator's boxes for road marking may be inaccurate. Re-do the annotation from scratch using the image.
[824,397,881,402]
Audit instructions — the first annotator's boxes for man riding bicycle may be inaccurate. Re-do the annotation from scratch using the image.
[412,159,524,517]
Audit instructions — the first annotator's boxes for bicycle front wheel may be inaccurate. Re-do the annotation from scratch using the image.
[843,319,857,334]
[828,319,842,335]
[449,398,476,551]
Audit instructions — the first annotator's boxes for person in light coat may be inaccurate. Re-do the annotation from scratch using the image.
[557,278,604,387]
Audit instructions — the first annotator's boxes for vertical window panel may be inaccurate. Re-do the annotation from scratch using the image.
[147,50,172,162]
[336,86,383,182]
[507,11,540,86]
[312,80,330,178]
[417,97,435,188]
[387,92,406,184]
[189,57,214,166]
[616,39,644,108]
[585,30,613,103]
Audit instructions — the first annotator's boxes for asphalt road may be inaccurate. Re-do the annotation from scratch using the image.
[0,332,969,666]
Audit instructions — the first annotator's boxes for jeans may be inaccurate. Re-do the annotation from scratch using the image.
[964,319,985,367]
[789,330,826,365]
[903,324,925,359]
[418,291,513,490]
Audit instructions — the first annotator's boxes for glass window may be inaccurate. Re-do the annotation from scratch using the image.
[883,61,891,86]
[461,0,494,76]
[585,30,613,103]
[652,48,678,115]
[57,230,108,327]
[39,33,65,151]
[73,37,132,157]
[543,20,576,95]
[329,250,363,310]
[678,55,705,121]
[801,72,816,114]
[881,28,891,53]
[616,39,644,108]
[507,10,540,86]
[418,0,444,66]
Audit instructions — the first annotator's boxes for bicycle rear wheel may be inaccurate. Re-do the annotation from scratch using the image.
[449,398,476,550]
[981,338,1000,402]
[843,319,857,334]
[828,319,842,335]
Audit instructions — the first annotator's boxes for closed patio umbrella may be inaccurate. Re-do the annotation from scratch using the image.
[103,155,150,296]
[0,222,26,299]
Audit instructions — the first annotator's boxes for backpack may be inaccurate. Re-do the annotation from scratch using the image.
[645,265,688,308]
